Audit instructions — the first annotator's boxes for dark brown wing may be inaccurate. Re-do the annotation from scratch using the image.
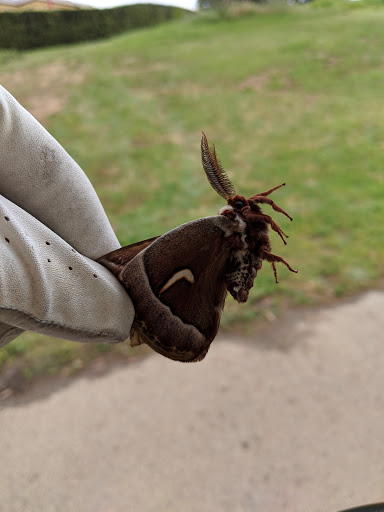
[106,216,236,362]
[97,236,159,278]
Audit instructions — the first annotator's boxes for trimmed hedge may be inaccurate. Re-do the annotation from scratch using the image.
[0,4,188,49]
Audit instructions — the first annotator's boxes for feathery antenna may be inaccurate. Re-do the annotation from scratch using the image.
[201,132,236,200]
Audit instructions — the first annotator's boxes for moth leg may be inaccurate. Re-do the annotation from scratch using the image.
[262,248,298,283]
[271,261,278,283]
[257,183,286,197]
[245,211,289,245]
[250,196,293,222]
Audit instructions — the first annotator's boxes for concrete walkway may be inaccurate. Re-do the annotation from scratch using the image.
[1,291,384,512]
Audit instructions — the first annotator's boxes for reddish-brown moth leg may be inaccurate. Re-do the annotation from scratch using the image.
[262,248,298,282]
[271,261,278,283]
[250,196,293,221]
[244,211,289,245]
[257,183,286,197]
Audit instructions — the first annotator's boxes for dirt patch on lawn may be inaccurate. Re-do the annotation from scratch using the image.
[2,61,87,123]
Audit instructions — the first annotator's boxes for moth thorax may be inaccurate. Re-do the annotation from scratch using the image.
[219,208,248,241]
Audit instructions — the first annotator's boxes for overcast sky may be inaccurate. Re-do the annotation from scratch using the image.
[76,0,198,10]
[2,0,198,10]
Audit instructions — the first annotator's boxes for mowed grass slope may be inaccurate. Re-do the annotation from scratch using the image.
[1,5,384,376]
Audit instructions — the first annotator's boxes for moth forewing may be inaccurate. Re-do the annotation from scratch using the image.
[99,216,240,362]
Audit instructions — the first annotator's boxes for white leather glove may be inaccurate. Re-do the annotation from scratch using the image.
[0,86,134,347]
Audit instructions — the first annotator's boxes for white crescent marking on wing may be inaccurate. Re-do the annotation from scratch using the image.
[159,268,195,294]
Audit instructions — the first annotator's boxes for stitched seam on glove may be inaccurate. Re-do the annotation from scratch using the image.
[0,306,128,344]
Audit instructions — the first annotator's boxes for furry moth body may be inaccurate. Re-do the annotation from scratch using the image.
[98,133,297,362]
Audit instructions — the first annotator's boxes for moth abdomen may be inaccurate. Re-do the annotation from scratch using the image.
[225,249,257,303]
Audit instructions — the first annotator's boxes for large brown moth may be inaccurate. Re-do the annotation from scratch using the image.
[98,133,297,362]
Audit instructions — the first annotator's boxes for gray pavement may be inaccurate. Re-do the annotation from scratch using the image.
[1,291,384,512]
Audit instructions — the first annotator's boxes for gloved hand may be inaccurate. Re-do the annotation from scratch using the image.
[0,86,134,347]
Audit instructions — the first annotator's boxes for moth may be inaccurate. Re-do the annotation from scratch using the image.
[98,133,297,362]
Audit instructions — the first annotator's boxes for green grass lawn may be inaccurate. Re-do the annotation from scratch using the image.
[1,3,384,377]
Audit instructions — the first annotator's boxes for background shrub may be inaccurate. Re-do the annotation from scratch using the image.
[0,3,188,49]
